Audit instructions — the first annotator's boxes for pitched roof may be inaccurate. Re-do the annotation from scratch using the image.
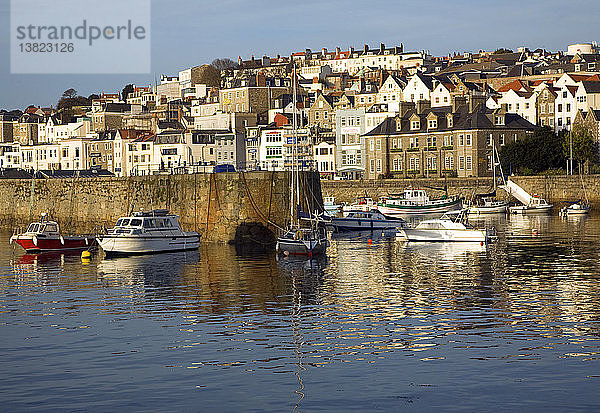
[581,81,600,94]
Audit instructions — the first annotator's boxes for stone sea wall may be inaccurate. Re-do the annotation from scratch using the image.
[322,175,600,208]
[0,171,323,243]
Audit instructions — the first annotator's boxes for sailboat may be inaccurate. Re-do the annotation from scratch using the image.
[560,173,591,216]
[276,66,328,257]
[466,144,508,215]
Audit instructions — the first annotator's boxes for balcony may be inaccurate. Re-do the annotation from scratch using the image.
[406,147,420,152]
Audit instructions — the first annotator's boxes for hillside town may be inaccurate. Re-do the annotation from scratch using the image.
[2,41,600,179]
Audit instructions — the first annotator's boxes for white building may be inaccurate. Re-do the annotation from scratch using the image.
[403,73,434,103]
[313,141,336,177]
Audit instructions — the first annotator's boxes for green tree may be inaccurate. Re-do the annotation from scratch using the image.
[57,88,90,110]
[564,123,599,173]
[121,84,134,102]
[499,126,566,174]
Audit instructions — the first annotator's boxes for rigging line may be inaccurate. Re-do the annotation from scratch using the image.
[240,171,285,231]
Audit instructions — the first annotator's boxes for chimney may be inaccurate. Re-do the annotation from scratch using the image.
[364,44,369,53]
[262,55,271,67]
[469,95,487,113]
[350,46,354,54]
[416,100,431,114]
[380,43,385,53]
[305,48,311,59]
[452,95,467,113]
[256,72,266,87]
[322,47,327,56]
[399,101,415,116]
[335,46,341,55]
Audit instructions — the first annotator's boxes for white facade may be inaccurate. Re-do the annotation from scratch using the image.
[313,141,336,176]
[555,86,578,131]
[375,76,404,104]
[496,89,537,124]
[403,74,433,103]
[431,83,453,107]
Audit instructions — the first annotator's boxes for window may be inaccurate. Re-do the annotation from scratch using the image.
[487,134,493,146]
[466,134,472,146]
[557,104,562,112]
[341,117,346,126]
[376,159,382,173]
[558,118,563,126]
[566,103,571,112]
[369,140,374,151]
[500,134,505,145]
[376,139,381,151]
[428,119,437,129]
[443,135,453,147]
[370,159,375,173]
[426,157,436,170]
[459,134,464,146]
[409,157,420,171]
[459,156,465,170]
[444,155,454,170]
[566,117,571,125]
[427,136,437,148]
[466,156,472,170]
[410,137,419,148]
[392,158,402,171]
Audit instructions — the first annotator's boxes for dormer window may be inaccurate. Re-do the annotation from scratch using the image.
[411,120,420,130]
[495,115,505,126]
[428,119,437,129]
[447,115,453,128]
[396,120,402,132]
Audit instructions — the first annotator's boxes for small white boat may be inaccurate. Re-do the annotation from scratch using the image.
[466,191,508,215]
[342,197,378,216]
[323,196,341,216]
[322,209,406,231]
[397,211,494,242]
[508,196,553,215]
[377,188,462,217]
[560,201,590,216]
[276,226,329,256]
[97,209,201,256]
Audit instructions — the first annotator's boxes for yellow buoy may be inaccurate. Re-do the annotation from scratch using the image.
[81,250,92,259]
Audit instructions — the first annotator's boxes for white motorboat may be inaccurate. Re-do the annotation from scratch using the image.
[396,211,494,242]
[341,196,378,216]
[323,196,341,216]
[377,188,462,217]
[321,209,406,231]
[501,179,553,214]
[560,201,590,216]
[97,209,201,256]
[467,197,509,214]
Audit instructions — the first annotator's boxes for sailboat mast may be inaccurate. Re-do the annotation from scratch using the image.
[492,141,496,190]
[292,65,300,226]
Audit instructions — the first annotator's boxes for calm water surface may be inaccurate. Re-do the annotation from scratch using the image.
[2,215,600,412]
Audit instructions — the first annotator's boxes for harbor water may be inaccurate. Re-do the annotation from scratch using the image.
[2,214,600,411]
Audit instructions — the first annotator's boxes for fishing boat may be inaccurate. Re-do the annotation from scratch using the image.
[320,209,406,232]
[397,210,495,243]
[96,209,201,256]
[323,196,341,216]
[341,196,378,216]
[10,213,94,253]
[377,188,462,217]
[276,65,328,257]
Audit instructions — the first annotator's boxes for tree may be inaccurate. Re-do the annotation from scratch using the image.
[493,48,513,55]
[57,88,91,110]
[564,123,599,173]
[88,93,100,101]
[121,84,134,102]
[211,58,238,71]
[62,88,77,99]
[499,127,565,174]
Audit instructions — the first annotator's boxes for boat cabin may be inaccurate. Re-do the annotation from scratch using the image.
[111,210,183,234]
[25,220,60,236]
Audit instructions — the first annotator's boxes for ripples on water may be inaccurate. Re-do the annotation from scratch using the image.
[2,215,600,411]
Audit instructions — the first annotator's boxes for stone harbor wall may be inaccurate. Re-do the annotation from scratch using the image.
[322,175,600,208]
[0,171,323,244]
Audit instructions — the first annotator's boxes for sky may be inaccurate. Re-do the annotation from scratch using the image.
[1,0,599,110]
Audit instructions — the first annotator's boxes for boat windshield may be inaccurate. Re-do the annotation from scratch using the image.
[129,219,143,227]
[45,223,58,232]
[117,219,130,227]
[27,223,40,233]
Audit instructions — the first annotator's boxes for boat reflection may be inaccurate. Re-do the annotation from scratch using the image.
[97,250,200,287]
[330,228,397,242]
[398,240,488,260]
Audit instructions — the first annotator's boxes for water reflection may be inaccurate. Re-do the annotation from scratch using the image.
[3,216,600,411]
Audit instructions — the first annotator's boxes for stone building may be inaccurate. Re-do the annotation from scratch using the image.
[536,83,557,128]
[308,93,335,130]
[219,86,289,120]
[363,100,537,179]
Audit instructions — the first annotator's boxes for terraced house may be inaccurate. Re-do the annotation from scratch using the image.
[363,98,537,179]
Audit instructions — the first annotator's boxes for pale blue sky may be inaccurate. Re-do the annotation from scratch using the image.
[1,0,599,109]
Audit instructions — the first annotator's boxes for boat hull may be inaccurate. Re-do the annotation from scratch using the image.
[276,237,327,256]
[328,217,405,231]
[509,205,553,214]
[10,235,93,253]
[97,233,201,256]
[467,203,508,215]
[398,228,488,242]
[378,198,462,217]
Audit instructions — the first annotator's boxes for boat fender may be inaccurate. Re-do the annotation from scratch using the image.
[60,236,65,245]
[85,237,88,246]
[295,230,303,240]
[33,236,38,247]
[9,235,14,245]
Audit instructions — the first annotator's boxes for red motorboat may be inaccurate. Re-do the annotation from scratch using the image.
[10,214,94,253]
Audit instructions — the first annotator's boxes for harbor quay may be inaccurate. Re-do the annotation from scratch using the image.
[0,171,323,245]
[0,172,597,246]
[323,175,600,208]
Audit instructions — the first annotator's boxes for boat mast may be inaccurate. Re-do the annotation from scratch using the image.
[291,65,299,227]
